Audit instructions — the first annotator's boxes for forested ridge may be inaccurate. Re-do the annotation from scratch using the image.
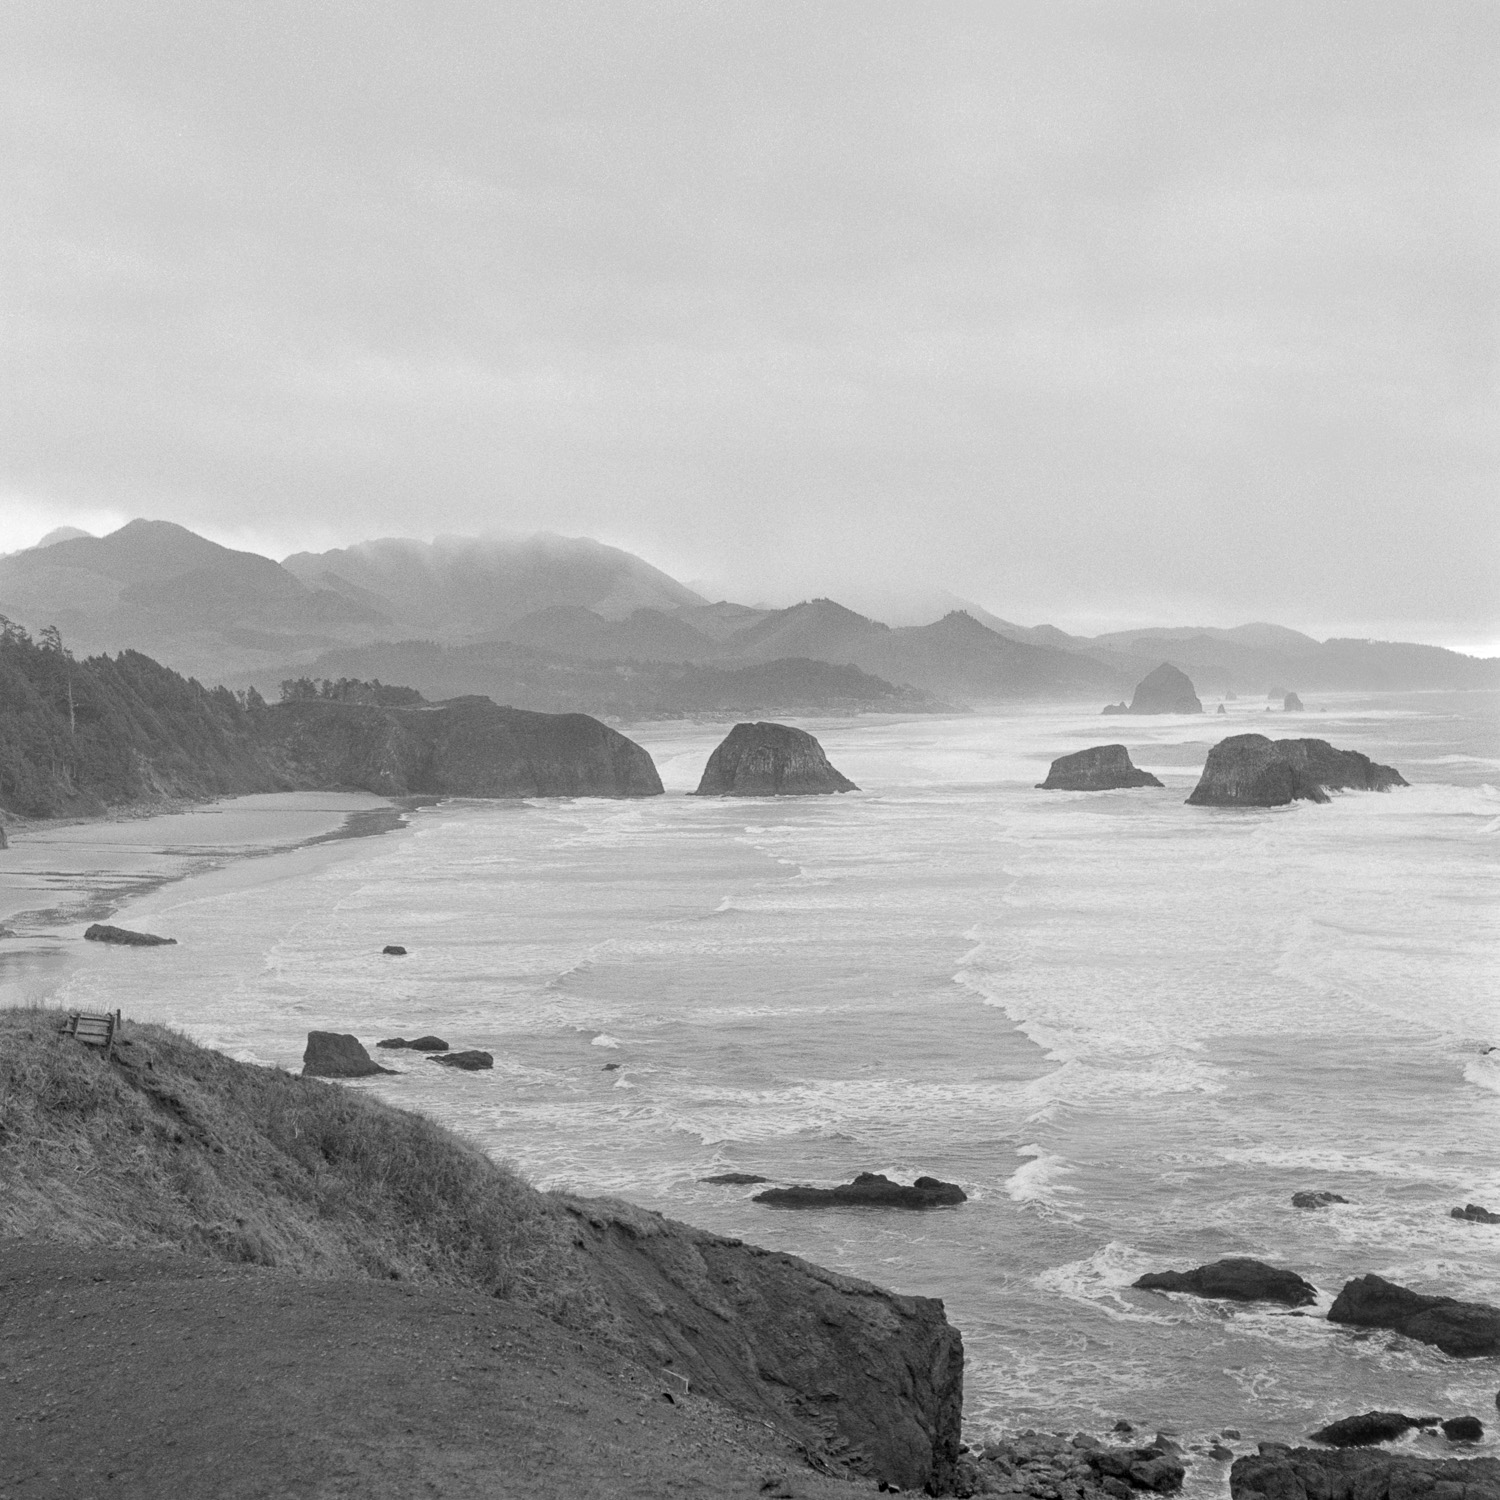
[0,618,281,817]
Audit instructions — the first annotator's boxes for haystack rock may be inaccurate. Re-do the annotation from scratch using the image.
[1284,692,1305,711]
[302,1031,393,1077]
[1217,703,1227,715]
[1037,745,1164,791]
[1187,736,1407,807]
[1116,663,1203,715]
[694,722,857,796]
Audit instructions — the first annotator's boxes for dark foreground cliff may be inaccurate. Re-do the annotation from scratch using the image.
[0,1010,958,1493]
[1187,735,1407,807]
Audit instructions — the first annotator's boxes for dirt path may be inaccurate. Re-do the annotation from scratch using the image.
[0,1244,875,1500]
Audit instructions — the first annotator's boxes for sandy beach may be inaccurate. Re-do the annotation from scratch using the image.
[0,792,405,1002]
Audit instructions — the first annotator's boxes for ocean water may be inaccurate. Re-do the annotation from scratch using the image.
[23,692,1500,1477]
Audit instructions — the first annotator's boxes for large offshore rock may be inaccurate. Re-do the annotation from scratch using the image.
[1037,744,1164,790]
[693,721,857,796]
[555,1195,964,1493]
[1133,1257,1317,1307]
[301,1031,393,1078]
[1120,663,1203,715]
[753,1172,967,1210]
[259,697,663,798]
[1308,1411,1429,1447]
[1187,736,1407,807]
[1230,1445,1500,1500]
[1328,1274,1500,1356]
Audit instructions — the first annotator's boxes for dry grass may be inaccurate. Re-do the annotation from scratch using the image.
[0,1007,557,1298]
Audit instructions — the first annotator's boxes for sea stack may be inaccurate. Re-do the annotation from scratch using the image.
[1113,662,1203,715]
[1037,745,1163,791]
[1187,735,1407,807]
[1284,692,1305,711]
[694,722,857,796]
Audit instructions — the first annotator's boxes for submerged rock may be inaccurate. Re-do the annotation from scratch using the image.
[83,923,176,947]
[693,721,857,796]
[376,1036,448,1051]
[1328,1274,1500,1357]
[1292,1191,1349,1209]
[1037,745,1164,791]
[1309,1412,1428,1447]
[701,1172,770,1185]
[754,1172,966,1210]
[1451,1203,1500,1224]
[302,1031,393,1077]
[1123,663,1203,715]
[1230,1446,1500,1500]
[1186,735,1407,807]
[1133,1257,1317,1307]
[427,1050,493,1071]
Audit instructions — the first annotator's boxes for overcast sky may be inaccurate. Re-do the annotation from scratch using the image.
[3,2,1496,646]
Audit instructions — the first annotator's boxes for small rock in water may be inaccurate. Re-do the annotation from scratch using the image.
[702,1172,769,1185]
[1220,1429,1240,1440]
[376,1036,449,1051]
[1309,1411,1419,1447]
[1114,1421,1135,1434]
[382,944,407,955]
[427,1050,494,1071]
[1451,1203,1500,1223]
[1209,1445,1234,1463]
[1133,1257,1318,1307]
[601,1062,620,1071]
[1442,1416,1483,1442]
[1292,1191,1349,1209]
[84,922,176,947]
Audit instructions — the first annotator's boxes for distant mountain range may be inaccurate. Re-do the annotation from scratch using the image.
[1,519,1495,719]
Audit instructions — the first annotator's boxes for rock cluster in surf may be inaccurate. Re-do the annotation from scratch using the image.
[1186,736,1407,807]
[693,721,857,796]
[1230,1445,1500,1500]
[752,1172,965,1209]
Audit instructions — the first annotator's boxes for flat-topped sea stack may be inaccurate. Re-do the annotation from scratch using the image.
[1111,662,1203,715]
[693,721,857,796]
[1187,735,1407,807]
[1038,744,1164,791]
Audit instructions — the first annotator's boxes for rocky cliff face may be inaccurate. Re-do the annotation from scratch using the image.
[259,697,663,798]
[1186,736,1407,807]
[1037,744,1163,790]
[1121,662,1203,714]
[693,721,858,795]
[554,1196,963,1493]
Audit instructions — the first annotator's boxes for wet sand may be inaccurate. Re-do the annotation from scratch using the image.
[0,792,405,997]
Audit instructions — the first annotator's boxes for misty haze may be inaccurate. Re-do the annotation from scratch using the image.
[2,5,1497,1500]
